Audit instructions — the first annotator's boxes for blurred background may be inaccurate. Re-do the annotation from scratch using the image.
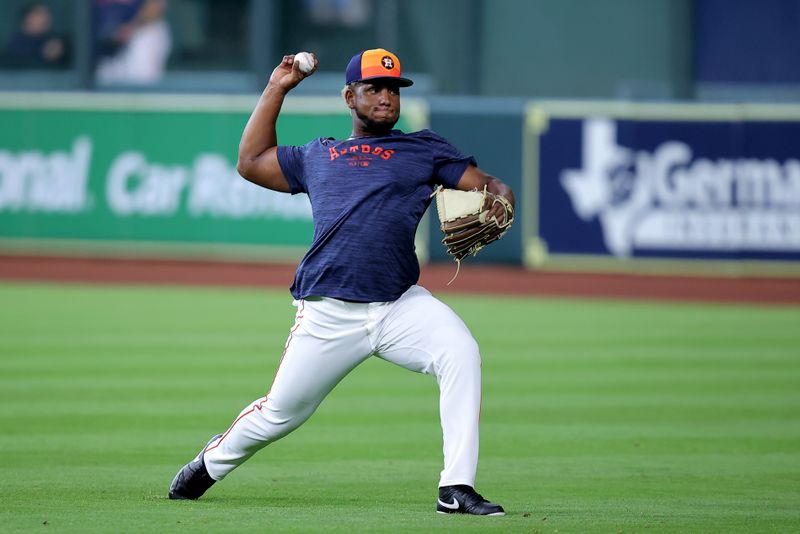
[1,0,799,100]
[1,0,799,279]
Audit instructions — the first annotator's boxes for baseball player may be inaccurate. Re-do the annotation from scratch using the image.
[168,48,514,516]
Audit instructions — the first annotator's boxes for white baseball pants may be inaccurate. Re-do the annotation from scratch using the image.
[203,285,482,488]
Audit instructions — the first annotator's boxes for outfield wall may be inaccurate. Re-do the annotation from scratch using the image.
[430,99,800,277]
[1,92,799,277]
[0,92,427,262]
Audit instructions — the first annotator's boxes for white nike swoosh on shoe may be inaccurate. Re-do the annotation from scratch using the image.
[438,497,460,510]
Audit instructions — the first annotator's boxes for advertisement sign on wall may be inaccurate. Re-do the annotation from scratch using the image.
[0,93,424,259]
[530,105,800,269]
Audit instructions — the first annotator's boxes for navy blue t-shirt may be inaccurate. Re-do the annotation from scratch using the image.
[277,129,475,302]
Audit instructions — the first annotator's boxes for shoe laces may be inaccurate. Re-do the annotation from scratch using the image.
[452,485,487,503]
[471,490,488,503]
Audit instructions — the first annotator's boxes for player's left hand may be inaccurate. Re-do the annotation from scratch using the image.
[483,192,513,226]
[434,187,514,263]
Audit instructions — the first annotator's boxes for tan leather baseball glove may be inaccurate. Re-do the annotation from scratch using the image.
[433,186,514,280]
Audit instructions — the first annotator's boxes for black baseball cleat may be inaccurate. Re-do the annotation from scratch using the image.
[168,434,222,500]
[436,485,505,516]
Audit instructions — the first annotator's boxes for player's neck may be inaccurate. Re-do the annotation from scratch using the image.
[350,119,394,139]
[349,127,391,139]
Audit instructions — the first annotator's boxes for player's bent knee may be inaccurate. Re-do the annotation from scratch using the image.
[434,329,481,372]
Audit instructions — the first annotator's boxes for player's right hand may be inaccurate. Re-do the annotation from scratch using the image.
[269,54,317,92]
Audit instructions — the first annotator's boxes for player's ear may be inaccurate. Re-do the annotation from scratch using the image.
[343,84,356,109]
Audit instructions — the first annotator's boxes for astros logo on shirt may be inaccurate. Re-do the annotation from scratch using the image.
[329,143,395,167]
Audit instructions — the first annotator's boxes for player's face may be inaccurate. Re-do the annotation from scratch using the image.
[349,80,401,133]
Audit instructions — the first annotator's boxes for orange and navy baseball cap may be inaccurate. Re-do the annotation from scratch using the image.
[345,48,413,87]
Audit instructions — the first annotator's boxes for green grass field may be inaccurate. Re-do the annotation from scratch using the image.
[1,282,799,533]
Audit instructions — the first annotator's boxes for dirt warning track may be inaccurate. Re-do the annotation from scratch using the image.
[1,254,798,305]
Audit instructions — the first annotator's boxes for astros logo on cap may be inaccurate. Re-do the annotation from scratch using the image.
[345,48,413,87]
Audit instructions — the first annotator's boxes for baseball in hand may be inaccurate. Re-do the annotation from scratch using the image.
[294,52,314,74]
